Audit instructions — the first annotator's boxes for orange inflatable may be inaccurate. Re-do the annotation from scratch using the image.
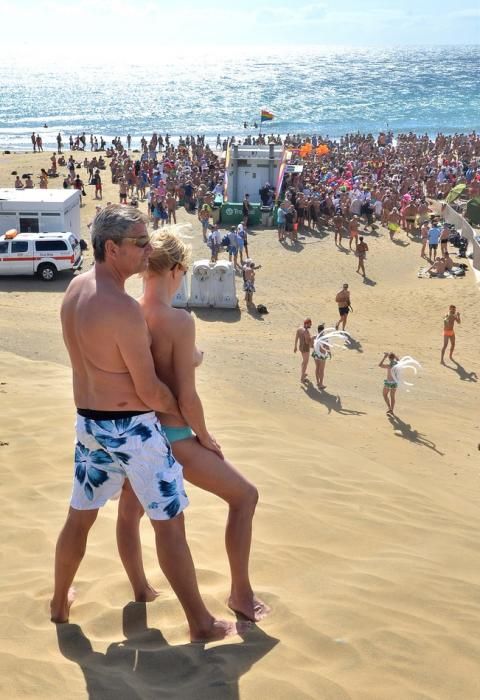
[4,229,18,239]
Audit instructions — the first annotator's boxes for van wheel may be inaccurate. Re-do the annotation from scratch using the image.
[38,263,57,281]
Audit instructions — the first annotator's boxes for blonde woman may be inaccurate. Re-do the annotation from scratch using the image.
[117,232,270,622]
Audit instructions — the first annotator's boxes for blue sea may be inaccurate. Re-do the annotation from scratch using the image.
[0,46,479,151]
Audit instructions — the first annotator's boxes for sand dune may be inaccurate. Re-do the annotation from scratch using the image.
[1,151,480,699]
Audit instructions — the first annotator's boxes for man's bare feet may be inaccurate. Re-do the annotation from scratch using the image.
[134,583,159,603]
[190,618,249,643]
[50,587,76,623]
[228,595,271,622]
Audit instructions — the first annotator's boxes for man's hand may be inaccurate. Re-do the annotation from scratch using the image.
[197,432,223,459]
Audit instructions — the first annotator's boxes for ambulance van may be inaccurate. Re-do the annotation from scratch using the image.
[0,230,83,281]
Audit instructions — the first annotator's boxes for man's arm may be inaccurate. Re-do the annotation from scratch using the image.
[115,300,180,417]
[456,312,461,324]
[294,328,300,352]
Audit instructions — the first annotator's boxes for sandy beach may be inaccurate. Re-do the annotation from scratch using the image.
[1,150,480,700]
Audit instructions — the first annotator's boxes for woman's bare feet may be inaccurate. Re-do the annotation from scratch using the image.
[50,587,76,623]
[134,583,159,603]
[190,618,249,643]
[228,594,271,622]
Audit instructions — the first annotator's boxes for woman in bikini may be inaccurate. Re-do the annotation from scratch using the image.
[312,324,330,389]
[116,232,269,622]
[379,352,399,415]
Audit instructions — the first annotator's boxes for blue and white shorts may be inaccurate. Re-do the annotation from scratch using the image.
[70,412,188,520]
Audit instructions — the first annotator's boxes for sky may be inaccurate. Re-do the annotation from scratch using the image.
[0,0,478,59]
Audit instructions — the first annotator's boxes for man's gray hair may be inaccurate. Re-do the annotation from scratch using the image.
[91,205,148,262]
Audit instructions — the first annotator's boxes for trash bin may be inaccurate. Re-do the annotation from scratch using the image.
[211,207,220,225]
[220,203,243,225]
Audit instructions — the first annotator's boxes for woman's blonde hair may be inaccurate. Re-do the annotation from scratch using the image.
[146,231,191,275]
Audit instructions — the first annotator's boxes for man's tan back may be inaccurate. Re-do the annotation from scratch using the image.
[61,270,149,411]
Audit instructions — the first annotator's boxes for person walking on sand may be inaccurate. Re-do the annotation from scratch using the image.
[294,318,313,383]
[335,283,351,331]
[50,205,240,643]
[348,215,359,250]
[379,352,399,415]
[116,232,270,622]
[356,236,368,276]
[441,305,461,364]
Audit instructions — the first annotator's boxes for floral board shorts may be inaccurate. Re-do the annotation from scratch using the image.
[70,411,189,520]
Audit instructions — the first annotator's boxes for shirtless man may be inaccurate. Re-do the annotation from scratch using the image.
[427,257,446,277]
[243,259,259,305]
[50,205,238,643]
[294,318,313,383]
[441,305,461,364]
[335,283,351,331]
[356,236,368,276]
[119,178,128,204]
[403,200,418,236]
[166,192,177,224]
[332,211,344,246]
[348,215,360,250]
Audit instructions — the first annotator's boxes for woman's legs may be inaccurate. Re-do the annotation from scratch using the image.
[383,386,392,412]
[317,360,326,388]
[117,438,269,621]
[390,388,397,414]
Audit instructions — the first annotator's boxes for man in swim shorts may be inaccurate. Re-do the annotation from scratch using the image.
[335,283,351,331]
[356,236,368,277]
[50,205,238,642]
[441,304,461,364]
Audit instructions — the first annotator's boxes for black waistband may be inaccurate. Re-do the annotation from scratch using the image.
[77,409,152,420]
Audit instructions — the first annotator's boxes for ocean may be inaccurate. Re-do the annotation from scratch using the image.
[0,46,479,151]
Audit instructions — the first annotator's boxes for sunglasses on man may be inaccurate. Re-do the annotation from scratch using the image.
[122,235,151,248]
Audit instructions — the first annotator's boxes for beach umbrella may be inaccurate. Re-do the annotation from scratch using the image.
[446,183,467,203]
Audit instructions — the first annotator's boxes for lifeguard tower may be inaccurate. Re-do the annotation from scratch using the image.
[225,144,283,204]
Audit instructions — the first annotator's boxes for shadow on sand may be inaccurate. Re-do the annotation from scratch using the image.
[280,239,304,252]
[0,271,77,293]
[301,380,366,416]
[246,303,266,321]
[346,336,363,353]
[362,275,377,286]
[192,308,241,324]
[56,602,279,700]
[391,237,410,247]
[387,414,444,455]
[445,360,478,382]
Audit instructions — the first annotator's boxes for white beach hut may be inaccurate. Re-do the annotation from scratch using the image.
[0,189,81,238]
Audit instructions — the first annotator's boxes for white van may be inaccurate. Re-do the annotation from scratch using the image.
[0,231,83,281]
